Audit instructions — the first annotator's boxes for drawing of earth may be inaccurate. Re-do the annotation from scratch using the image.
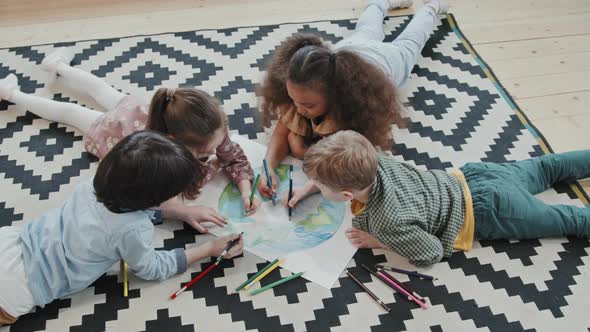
[217,164,346,256]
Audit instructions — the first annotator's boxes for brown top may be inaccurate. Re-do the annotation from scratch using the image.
[279,104,340,138]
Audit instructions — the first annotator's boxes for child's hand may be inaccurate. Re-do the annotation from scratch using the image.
[258,167,278,199]
[281,187,307,209]
[281,180,318,209]
[242,195,261,216]
[207,233,244,259]
[345,228,387,249]
[178,205,227,233]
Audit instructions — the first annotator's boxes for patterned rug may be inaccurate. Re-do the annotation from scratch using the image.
[1,14,589,332]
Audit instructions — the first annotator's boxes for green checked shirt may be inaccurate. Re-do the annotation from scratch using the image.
[352,155,465,266]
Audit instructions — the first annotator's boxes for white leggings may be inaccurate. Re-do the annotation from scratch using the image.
[8,64,126,133]
[335,3,439,87]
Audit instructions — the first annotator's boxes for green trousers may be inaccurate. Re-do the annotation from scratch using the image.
[461,150,590,240]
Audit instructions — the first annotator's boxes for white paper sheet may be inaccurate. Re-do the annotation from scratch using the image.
[188,135,357,289]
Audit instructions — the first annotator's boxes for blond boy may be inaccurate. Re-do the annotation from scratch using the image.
[285,131,590,266]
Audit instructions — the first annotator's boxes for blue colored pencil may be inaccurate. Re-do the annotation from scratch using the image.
[263,159,276,205]
[376,264,437,281]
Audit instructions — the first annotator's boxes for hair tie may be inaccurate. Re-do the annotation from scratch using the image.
[299,40,313,49]
[165,88,176,102]
[329,53,337,65]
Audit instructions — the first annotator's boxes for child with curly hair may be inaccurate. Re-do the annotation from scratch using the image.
[257,0,448,198]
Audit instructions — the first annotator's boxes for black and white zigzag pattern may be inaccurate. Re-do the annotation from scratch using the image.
[1,15,589,332]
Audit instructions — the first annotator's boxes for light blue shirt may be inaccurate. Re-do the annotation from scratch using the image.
[19,180,187,306]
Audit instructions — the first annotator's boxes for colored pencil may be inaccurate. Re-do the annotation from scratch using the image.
[249,272,304,296]
[378,268,425,303]
[170,233,243,300]
[361,264,410,301]
[377,271,428,310]
[263,159,276,205]
[244,258,285,290]
[235,258,280,292]
[120,260,128,297]
[288,165,294,220]
[215,232,244,263]
[170,262,218,300]
[249,174,261,208]
[376,264,437,281]
[346,270,390,312]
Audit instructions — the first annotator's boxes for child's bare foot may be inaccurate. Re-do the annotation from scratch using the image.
[0,74,18,100]
[345,227,386,249]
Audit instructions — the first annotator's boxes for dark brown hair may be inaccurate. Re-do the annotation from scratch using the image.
[146,88,226,152]
[94,130,204,213]
[259,33,404,151]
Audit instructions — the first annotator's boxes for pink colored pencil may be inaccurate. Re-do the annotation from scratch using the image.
[378,271,428,310]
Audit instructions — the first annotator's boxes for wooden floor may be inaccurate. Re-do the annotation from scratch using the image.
[1,0,588,190]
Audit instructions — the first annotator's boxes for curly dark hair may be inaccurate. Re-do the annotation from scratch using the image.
[258,33,404,150]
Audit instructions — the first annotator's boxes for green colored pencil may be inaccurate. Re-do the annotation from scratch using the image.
[235,258,279,292]
[249,272,305,296]
[249,174,261,208]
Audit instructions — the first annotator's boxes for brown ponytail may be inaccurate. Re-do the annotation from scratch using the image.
[146,88,226,151]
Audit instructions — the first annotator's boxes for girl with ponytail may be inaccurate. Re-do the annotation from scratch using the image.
[257,0,448,198]
[0,51,260,231]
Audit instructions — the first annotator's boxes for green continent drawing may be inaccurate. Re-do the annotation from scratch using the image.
[218,164,346,255]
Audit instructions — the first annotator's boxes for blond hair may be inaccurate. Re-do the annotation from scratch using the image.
[303,131,378,191]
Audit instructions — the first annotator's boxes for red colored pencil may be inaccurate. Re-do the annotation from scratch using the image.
[170,262,218,300]
[170,233,243,300]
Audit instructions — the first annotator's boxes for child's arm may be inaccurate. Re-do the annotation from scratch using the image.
[117,224,187,281]
[215,133,254,184]
[118,225,243,281]
[287,131,308,160]
[345,228,388,249]
[378,225,444,267]
[215,133,261,214]
[282,180,319,208]
[185,233,243,264]
[158,198,227,233]
[237,180,261,215]
[258,121,291,198]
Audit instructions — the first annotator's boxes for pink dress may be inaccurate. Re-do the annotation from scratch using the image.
[84,95,254,188]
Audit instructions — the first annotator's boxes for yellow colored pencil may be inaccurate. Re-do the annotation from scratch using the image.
[244,258,284,290]
[121,260,129,297]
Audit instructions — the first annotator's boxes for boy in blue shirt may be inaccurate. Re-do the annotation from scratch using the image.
[0,130,242,324]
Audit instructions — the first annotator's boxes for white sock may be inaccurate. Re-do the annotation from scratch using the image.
[388,0,414,9]
[0,74,18,100]
[424,0,449,14]
[368,0,413,13]
[41,47,75,82]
